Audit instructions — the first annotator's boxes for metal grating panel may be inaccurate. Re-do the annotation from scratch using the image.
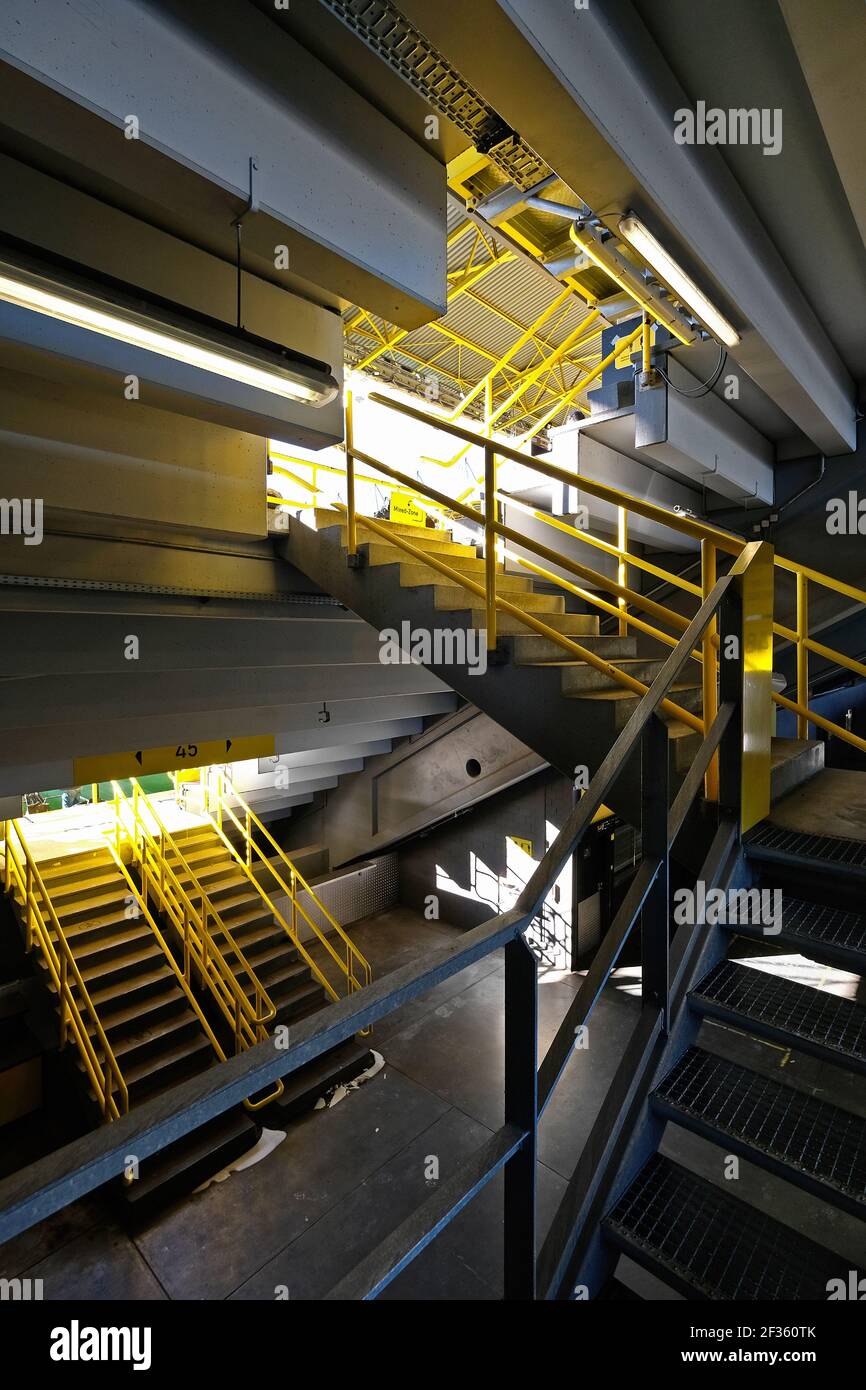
[605,1153,861,1300]
[297,853,398,934]
[691,960,866,1068]
[655,1047,866,1211]
[746,822,866,873]
[732,894,866,968]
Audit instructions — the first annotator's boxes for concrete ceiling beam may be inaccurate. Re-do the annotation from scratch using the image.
[0,0,445,327]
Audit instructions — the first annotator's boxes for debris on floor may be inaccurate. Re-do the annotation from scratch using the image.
[314,1049,386,1110]
[194,1126,286,1193]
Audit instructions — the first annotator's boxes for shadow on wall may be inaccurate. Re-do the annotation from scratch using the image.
[398,768,575,970]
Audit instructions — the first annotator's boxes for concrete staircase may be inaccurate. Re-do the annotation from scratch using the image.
[5,842,259,1213]
[29,847,218,1105]
[277,509,706,808]
[166,825,329,1027]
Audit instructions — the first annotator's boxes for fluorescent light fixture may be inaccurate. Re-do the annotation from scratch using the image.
[568,221,695,346]
[617,214,741,348]
[0,259,338,406]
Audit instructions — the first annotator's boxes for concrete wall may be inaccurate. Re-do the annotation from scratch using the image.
[279,706,545,870]
[398,767,576,968]
[0,361,268,539]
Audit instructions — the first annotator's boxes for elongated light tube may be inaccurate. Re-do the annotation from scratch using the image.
[618,214,741,348]
[0,263,337,405]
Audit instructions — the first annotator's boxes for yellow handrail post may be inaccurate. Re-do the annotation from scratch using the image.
[617,507,629,637]
[24,857,32,951]
[59,950,68,1047]
[702,540,719,802]
[345,390,357,557]
[730,540,775,833]
[484,442,498,649]
[796,572,809,738]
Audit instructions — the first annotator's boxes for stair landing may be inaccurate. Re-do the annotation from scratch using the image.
[762,767,866,843]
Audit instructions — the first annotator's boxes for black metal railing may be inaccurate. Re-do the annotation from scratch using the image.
[0,546,767,1300]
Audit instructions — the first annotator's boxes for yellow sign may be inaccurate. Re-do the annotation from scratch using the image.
[73,735,275,784]
[389,491,428,528]
[508,836,534,857]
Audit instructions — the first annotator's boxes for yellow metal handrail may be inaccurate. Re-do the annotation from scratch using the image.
[101,836,228,1068]
[200,768,373,1009]
[3,819,128,1121]
[269,453,458,521]
[334,389,866,780]
[111,782,283,1108]
[332,498,705,734]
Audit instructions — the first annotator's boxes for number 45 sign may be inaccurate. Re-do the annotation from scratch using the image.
[74,735,275,783]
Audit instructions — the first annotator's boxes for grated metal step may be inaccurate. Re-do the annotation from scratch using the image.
[745,823,866,879]
[729,894,866,974]
[604,1153,862,1300]
[690,961,866,1075]
[654,1047,866,1219]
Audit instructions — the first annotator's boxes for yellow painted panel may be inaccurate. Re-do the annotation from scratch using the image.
[73,735,275,783]
[732,540,774,833]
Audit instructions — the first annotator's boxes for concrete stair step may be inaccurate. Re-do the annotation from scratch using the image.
[86,982,187,1040]
[271,977,327,1024]
[434,586,564,613]
[168,842,227,872]
[666,721,704,772]
[560,657,701,697]
[570,684,703,732]
[105,1008,202,1065]
[512,633,637,663]
[54,888,134,927]
[268,1041,375,1123]
[38,852,115,893]
[119,1034,215,1102]
[362,539,478,565]
[244,936,298,973]
[61,906,143,946]
[77,938,165,986]
[44,869,125,909]
[222,908,282,943]
[467,607,596,635]
[400,562,530,594]
[89,963,178,1009]
[121,1108,258,1214]
[61,919,155,965]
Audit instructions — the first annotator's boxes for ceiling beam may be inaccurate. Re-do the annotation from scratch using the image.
[399,0,856,453]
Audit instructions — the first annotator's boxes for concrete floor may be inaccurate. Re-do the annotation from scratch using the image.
[1,903,864,1299]
[0,906,645,1300]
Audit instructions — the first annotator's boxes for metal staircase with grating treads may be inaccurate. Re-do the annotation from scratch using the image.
[597,815,866,1299]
